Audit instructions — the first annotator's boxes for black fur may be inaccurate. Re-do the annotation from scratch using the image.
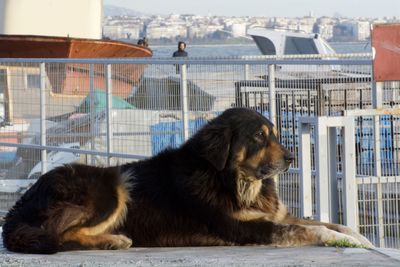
[3,108,297,253]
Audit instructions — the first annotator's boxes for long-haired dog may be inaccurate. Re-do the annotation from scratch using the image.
[2,108,372,254]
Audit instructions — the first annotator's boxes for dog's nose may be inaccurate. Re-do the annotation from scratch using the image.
[284,152,295,163]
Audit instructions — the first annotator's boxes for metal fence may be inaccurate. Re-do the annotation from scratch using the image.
[0,55,399,248]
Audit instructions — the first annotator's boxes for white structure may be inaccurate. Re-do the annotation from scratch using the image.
[354,21,371,41]
[247,28,336,56]
[230,23,247,38]
[0,0,103,39]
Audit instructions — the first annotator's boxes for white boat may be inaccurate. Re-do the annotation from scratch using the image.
[247,27,336,56]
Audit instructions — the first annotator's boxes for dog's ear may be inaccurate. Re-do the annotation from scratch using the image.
[197,124,231,171]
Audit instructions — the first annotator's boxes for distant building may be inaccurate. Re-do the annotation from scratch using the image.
[103,25,124,39]
[354,21,370,40]
[146,24,187,39]
[315,17,336,40]
[122,25,140,40]
[332,20,371,41]
[187,24,223,39]
[333,22,355,41]
[99,11,399,43]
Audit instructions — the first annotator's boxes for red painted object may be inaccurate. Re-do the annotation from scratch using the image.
[372,23,400,81]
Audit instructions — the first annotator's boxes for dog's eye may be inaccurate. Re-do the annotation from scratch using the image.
[254,131,264,138]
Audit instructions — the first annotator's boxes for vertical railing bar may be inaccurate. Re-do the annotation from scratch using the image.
[89,64,95,165]
[373,81,385,247]
[180,64,189,141]
[268,64,276,125]
[40,62,47,174]
[105,64,113,166]
[343,117,358,230]
[299,121,313,219]
[316,117,330,222]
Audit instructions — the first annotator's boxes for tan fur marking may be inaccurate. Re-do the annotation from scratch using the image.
[62,233,132,249]
[274,201,289,222]
[261,125,269,137]
[272,126,278,137]
[231,209,268,221]
[236,177,262,207]
[246,147,268,169]
[235,147,247,163]
[81,185,129,236]
[268,142,285,164]
[62,175,131,240]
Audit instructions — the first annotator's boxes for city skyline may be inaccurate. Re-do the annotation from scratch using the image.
[104,0,400,18]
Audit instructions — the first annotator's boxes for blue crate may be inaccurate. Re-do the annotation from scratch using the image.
[150,118,207,155]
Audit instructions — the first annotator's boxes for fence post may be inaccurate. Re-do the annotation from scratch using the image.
[315,117,330,222]
[105,64,113,166]
[268,64,276,125]
[40,63,47,174]
[89,64,96,165]
[328,127,339,223]
[372,81,385,247]
[299,120,313,219]
[342,117,358,230]
[180,64,189,141]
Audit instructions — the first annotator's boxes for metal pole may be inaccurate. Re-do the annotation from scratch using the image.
[268,64,276,125]
[244,64,249,80]
[40,63,47,174]
[316,117,330,222]
[299,121,313,219]
[372,81,385,247]
[105,64,113,166]
[342,117,358,230]
[89,64,95,165]
[180,64,189,141]
[372,81,383,109]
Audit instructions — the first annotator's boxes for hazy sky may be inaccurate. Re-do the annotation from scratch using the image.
[104,0,400,18]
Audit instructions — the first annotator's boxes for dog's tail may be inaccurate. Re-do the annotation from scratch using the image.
[2,206,59,254]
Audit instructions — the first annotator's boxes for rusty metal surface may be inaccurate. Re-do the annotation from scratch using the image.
[372,23,400,81]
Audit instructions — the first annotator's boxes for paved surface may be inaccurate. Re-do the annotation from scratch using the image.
[1,227,400,267]
[1,242,400,267]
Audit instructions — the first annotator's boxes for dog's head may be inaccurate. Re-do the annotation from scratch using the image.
[192,108,294,180]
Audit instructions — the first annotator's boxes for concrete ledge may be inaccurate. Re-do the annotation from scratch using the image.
[1,245,400,267]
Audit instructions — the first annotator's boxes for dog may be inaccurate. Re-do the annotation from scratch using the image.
[2,108,373,254]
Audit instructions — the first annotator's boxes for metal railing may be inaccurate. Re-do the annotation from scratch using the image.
[0,54,399,248]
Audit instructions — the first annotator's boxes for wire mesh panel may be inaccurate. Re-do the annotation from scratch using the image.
[1,56,399,249]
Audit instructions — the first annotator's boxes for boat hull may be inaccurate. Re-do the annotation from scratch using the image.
[0,34,152,97]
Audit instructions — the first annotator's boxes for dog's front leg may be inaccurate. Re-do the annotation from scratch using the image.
[282,214,374,248]
[268,223,363,247]
[215,219,362,247]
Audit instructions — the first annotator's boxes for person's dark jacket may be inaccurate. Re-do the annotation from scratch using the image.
[173,45,188,73]
[173,50,188,57]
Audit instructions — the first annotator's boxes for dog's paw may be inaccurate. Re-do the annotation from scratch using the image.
[312,226,363,247]
[106,234,133,250]
[115,235,133,249]
[335,225,374,248]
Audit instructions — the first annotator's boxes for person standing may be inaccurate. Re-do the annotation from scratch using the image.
[173,41,188,57]
[173,41,188,74]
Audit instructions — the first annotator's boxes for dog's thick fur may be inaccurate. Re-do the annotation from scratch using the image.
[2,108,372,254]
